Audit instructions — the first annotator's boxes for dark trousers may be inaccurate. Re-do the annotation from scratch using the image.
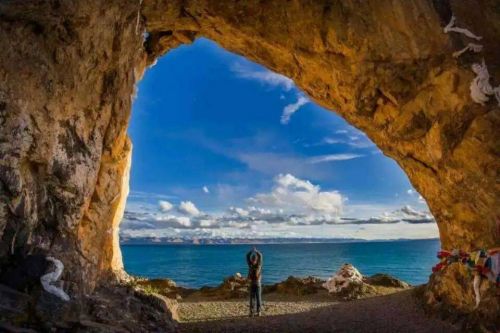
[249,282,262,313]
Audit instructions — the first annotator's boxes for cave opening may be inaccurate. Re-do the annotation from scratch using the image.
[1,1,499,330]
[118,38,440,292]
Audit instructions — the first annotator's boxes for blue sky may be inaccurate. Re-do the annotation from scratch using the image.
[122,38,437,240]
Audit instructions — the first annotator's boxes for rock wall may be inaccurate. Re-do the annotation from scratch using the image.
[0,0,498,317]
[0,0,144,294]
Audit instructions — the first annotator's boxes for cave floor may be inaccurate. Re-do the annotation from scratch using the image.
[178,290,460,333]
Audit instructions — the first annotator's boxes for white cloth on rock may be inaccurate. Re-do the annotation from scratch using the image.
[40,256,70,301]
[470,60,500,106]
[444,16,482,40]
[322,263,363,293]
[452,43,483,58]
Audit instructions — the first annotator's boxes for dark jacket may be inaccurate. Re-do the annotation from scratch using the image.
[246,250,263,283]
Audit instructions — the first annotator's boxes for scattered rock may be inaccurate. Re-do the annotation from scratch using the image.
[0,284,31,322]
[134,277,194,299]
[197,274,249,299]
[0,282,179,332]
[364,273,411,289]
[265,276,325,296]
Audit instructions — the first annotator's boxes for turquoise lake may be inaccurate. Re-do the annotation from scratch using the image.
[121,239,440,288]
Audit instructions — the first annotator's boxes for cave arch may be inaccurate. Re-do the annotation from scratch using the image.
[140,0,500,251]
[120,37,440,285]
[0,0,498,311]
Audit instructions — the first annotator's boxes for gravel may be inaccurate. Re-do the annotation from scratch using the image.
[178,290,460,333]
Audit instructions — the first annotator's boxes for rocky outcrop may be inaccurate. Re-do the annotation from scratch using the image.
[364,273,411,289]
[164,269,409,301]
[422,263,500,331]
[0,0,499,328]
[134,277,195,299]
[323,264,411,300]
[0,282,178,332]
[0,0,143,295]
[212,274,326,297]
[265,276,325,296]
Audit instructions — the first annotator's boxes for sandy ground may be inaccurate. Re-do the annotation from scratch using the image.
[178,290,338,322]
[179,299,334,322]
[178,290,460,333]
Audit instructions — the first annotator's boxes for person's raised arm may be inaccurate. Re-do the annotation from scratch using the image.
[255,250,263,268]
[246,250,252,266]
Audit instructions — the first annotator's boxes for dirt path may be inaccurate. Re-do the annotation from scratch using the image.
[179,290,459,333]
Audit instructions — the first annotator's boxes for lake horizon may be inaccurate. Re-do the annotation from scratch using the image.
[121,238,440,288]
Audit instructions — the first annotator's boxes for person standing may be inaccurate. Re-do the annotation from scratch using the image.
[246,246,263,317]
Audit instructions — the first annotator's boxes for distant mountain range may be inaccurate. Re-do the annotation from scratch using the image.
[120,236,438,245]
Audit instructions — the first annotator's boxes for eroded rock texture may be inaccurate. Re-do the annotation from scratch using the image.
[0,0,143,294]
[0,0,499,328]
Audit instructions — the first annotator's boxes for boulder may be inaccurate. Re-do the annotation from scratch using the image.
[323,264,364,293]
[422,263,500,331]
[134,277,194,299]
[265,276,325,296]
[197,273,249,299]
[323,264,410,300]
[364,274,411,289]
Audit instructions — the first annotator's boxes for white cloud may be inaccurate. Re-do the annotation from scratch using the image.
[230,62,294,91]
[235,152,329,179]
[129,191,176,201]
[230,62,308,125]
[178,201,201,216]
[156,215,192,228]
[248,174,343,218]
[280,95,309,124]
[307,153,364,164]
[418,195,426,204]
[407,189,428,204]
[158,200,173,212]
[400,205,428,217]
[120,221,439,241]
[323,138,344,145]
[122,176,437,241]
[203,186,210,194]
[320,130,374,149]
[360,205,434,224]
[227,206,249,217]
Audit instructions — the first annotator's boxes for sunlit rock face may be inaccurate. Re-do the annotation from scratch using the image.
[0,0,142,294]
[0,0,498,317]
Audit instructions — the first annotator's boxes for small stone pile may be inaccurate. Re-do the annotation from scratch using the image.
[323,264,369,300]
[323,264,410,300]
